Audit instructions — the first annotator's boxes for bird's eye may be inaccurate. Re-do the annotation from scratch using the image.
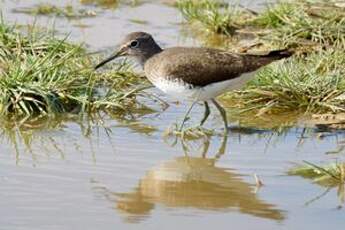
[130,40,139,48]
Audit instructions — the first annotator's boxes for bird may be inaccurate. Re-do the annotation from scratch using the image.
[95,32,293,133]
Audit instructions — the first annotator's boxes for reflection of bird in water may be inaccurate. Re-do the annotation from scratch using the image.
[94,156,285,223]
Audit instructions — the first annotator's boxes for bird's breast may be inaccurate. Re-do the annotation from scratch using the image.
[145,70,198,100]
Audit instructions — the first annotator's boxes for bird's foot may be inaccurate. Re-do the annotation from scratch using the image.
[223,125,229,136]
[165,123,215,139]
[163,124,229,157]
[163,125,214,154]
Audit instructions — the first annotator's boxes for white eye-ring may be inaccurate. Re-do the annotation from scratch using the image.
[130,40,139,48]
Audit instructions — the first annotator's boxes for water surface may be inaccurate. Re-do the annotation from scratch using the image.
[1,1,345,229]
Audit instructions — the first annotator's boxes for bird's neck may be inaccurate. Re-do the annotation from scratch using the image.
[137,44,163,67]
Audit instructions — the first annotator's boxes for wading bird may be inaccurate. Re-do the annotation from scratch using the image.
[95,32,293,133]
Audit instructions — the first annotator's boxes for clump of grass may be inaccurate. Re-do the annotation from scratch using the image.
[80,0,142,9]
[178,0,345,116]
[223,48,345,114]
[289,161,345,187]
[177,0,251,35]
[254,0,345,48]
[129,19,149,25]
[0,20,149,120]
[13,3,97,18]
[80,0,119,8]
[177,0,345,48]
[252,1,296,28]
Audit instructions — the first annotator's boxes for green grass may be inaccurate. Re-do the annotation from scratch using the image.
[251,1,296,28]
[254,0,345,48]
[0,20,150,120]
[177,0,345,48]
[178,0,345,115]
[177,0,251,35]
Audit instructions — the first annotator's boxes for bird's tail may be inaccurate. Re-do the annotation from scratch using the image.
[264,49,294,60]
[244,48,294,72]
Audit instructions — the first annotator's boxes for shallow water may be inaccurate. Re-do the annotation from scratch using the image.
[1,1,345,229]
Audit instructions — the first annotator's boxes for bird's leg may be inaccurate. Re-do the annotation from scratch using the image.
[200,101,210,127]
[211,99,228,134]
[179,101,197,131]
[215,134,228,159]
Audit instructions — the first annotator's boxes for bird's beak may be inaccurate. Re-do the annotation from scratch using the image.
[94,46,127,70]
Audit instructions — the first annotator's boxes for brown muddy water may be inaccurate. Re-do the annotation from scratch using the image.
[1,1,345,230]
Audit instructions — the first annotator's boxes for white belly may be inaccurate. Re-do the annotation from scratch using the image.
[150,72,255,101]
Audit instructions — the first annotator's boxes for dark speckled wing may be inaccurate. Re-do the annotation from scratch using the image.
[144,47,291,87]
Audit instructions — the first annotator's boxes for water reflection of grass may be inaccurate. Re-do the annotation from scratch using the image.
[0,115,113,163]
[159,103,345,156]
[110,105,160,136]
[289,161,345,205]
[0,116,69,164]
[0,106,162,163]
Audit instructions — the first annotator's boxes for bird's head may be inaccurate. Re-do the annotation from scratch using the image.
[95,31,162,69]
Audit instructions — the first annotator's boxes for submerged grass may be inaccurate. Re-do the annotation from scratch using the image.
[80,0,142,9]
[0,20,149,120]
[13,1,143,17]
[289,161,345,187]
[289,160,345,204]
[13,3,97,18]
